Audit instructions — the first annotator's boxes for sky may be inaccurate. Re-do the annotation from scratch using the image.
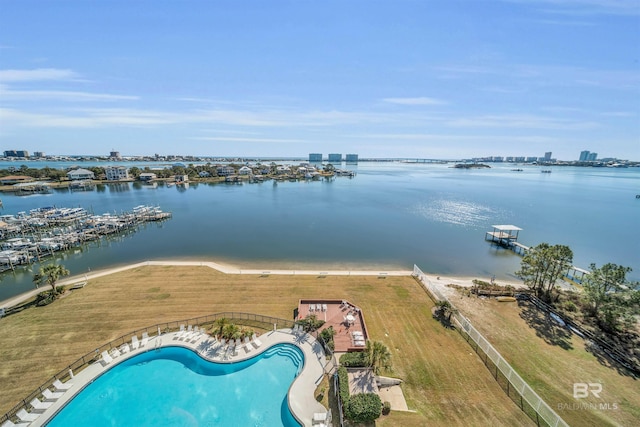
[0,0,638,160]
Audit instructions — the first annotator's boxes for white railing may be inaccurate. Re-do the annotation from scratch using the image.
[413,265,568,427]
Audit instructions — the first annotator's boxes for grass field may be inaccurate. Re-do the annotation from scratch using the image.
[0,266,532,426]
[450,291,640,427]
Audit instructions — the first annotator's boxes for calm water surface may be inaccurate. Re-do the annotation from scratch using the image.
[1,163,638,300]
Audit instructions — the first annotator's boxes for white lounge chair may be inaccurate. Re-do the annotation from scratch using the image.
[2,419,29,427]
[251,333,263,348]
[42,388,64,401]
[53,379,72,391]
[140,332,149,347]
[322,303,327,312]
[16,409,39,424]
[101,350,114,366]
[30,397,53,412]
[131,335,140,350]
[181,325,194,341]
[109,347,121,359]
[313,412,328,424]
[243,336,253,353]
[174,324,185,340]
[309,304,314,312]
[190,327,203,343]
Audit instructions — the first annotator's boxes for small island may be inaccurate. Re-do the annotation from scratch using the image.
[451,163,491,169]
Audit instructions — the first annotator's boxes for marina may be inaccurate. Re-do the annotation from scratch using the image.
[0,205,171,274]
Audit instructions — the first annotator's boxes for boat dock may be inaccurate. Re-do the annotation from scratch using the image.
[0,205,171,273]
[484,225,589,285]
[484,224,523,247]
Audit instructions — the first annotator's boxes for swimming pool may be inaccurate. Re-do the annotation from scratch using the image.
[45,344,304,427]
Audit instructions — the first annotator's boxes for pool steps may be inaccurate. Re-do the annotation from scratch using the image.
[263,345,304,374]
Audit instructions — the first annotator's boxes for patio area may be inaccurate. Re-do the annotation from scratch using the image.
[298,299,369,352]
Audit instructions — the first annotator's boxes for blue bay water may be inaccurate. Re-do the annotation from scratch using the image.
[0,163,638,300]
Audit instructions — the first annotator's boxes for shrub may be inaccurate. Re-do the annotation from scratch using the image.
[337,366,350,406]
[345,393,382,423]
[382,401,391,415]
[564,301,577,312]
[299,314,325,332]
[339,351,367,367]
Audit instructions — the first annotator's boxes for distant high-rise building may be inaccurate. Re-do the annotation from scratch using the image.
[109,151,122,160]
[3,150,29,158]
[588,152,597,161]
[544,152,552,161]
[309,153,322,162]
[526,157,537,163]
[345,154,358,163]
[33,151,45,158]
[328,153,342,163]
[579,150,590,161]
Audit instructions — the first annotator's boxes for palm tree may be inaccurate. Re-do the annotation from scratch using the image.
[33,263,70,295]
[222,323,240,340]
[435,300,458,321]
[213,317,229,337]
[365,340,392,375]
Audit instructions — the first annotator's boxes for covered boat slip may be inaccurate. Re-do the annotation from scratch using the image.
[485,225,523,247]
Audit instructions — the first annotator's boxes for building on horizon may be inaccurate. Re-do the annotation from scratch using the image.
[109,150,122,160]
[328,153,342,163]
[309,153,322,163]
[3,150,29,158]
[544,152,552,161]
[345,154,358,163]
[579,150,598,161]
[33,151,45,158]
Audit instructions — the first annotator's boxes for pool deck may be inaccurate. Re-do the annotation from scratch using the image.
[27,328,328,427]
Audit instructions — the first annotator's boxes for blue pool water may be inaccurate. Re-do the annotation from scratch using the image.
[45,344,304,427]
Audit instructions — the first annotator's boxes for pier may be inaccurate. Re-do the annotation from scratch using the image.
[484,225,590,285]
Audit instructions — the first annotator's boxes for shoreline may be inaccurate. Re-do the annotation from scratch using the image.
[0,258,525,310]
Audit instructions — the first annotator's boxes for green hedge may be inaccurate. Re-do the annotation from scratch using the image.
[345,393,383,423]
[339,351,367,367]
[337,366,350,406]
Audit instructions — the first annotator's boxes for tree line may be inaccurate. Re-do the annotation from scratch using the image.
[516,243,639,333]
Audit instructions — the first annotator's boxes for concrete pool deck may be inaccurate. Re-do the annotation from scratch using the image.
[27,328,329,427]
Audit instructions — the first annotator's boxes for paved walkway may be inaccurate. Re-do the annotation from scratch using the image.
[0,259,413,309]
[28,328,328,427]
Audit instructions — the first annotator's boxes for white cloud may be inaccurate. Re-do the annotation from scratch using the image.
[0,88,138,102]
[446,114,600,130]
[0,68,79,82]
[190,136,304,143]
[382,97,447,106]
[504,0,640,16]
